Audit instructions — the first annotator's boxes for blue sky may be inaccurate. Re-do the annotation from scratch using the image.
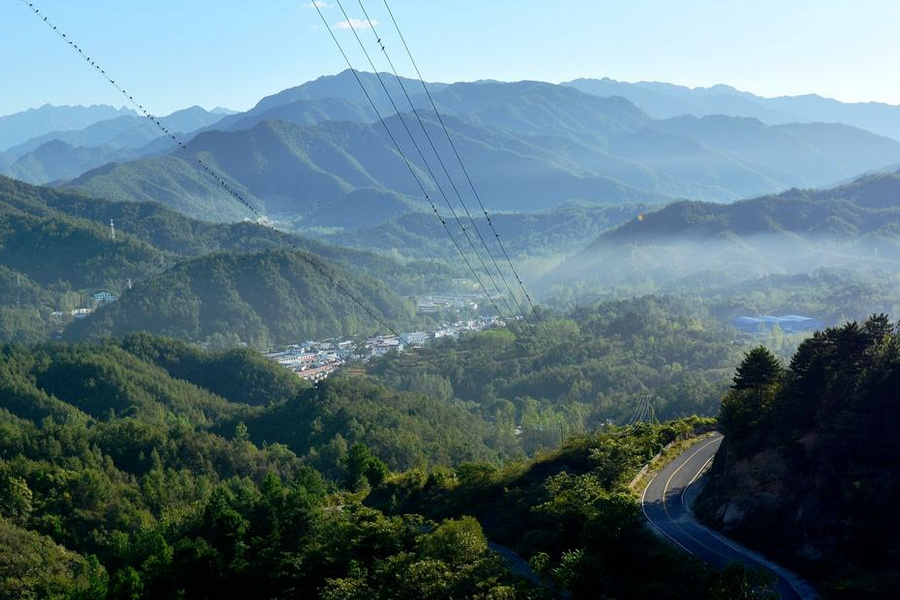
[2,0,899,116]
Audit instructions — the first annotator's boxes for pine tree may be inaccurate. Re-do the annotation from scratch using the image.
[732,346,781,391]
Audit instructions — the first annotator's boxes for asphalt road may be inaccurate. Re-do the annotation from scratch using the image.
[641,435,812,600]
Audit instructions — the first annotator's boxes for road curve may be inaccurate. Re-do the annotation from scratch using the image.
[641,435,813,600]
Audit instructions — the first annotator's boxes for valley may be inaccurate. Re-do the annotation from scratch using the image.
[1,2,899,597]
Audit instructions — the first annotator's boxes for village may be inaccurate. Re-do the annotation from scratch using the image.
[262,315,505,382]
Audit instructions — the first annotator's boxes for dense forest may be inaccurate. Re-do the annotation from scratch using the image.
[696,315,900,598]
[62,249,422,347]
[368,296,743,455]
[0,330,780,600]
[0,176,458,345]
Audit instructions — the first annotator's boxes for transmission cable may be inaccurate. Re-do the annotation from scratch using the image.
[312,0,511,321]
[379,0,550,333]
[328,0,514,320]
[17,0,405,339]
[354,0,533,331]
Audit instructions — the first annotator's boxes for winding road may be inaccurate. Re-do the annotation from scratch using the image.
[641,435,816,600]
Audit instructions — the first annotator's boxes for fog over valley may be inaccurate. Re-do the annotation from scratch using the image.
[1,2,899,599]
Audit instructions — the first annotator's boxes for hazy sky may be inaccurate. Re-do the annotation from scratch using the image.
[2,0,899,116]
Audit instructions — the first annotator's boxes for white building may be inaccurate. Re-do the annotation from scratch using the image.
[93,291,118,304]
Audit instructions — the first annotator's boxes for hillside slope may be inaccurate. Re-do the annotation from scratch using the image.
[0,175,458,344]
[546,170,900,296]
[62,249,419,346]
[696,320,900,597]
[65,75,900,222]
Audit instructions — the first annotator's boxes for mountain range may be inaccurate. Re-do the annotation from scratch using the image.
[0,175,458,344]
[4,73,900,232]
[52,72,900,228]
[545,169,900,297]
[0,106,230,185]
[565,77,900,142]
[0,104,135,150]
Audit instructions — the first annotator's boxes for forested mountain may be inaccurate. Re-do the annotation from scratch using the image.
[603,169,900,242]
[62,73,900,223]
[565,77,900,141]
[0,178,167,292]
[1,139,139,184]
[0,104,134,150]
[0,334,510,600]
[0,329,761,600]
[62,249,419,346]
[319,202,651,263]
[67,114,668,220]
[696,318,900,598]
[0,175,459,344]
[547,170,900,298]
[367,296,743,454]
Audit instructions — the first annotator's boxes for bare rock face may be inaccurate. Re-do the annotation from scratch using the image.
[721,502,745,526]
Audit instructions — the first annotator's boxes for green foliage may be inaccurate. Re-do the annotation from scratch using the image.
[0,175,458,346]
[0,331,545,599]
[120,332,308,406]
[63,249,420,346]
[731,346,782,391]
[244,376,497,476]
[418,516,489,567]
[370,420,731,600]
[343,443,389,491]
[698,315,900,597]
[369,296,741,458]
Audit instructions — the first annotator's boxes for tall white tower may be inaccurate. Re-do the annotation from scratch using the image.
[109,219,116,241]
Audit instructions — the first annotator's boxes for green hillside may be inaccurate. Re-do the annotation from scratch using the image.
[320,202,652,262]
[2,332,746,600]
[547,170,900,298]
[68,155,260,221]
[62,249,420,347]
[0,175,459,344]
[697,318,900,597]
[0,178,167,291]
[1,175,460,293]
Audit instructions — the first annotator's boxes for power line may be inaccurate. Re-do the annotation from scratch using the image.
[354,0,532,331]
[329,0,514,321]
[379,0,550,334]
[312,0,511,322]
[17,0,404,339]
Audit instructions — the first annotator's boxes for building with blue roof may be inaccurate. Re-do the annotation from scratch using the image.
[732,315,823,335]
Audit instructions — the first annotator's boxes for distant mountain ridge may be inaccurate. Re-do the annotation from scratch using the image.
[6,105,226,157]
[565,77,900,141]
[0,106,229,185]
[544,170,900,298]
[2,139,139,185]
[0,104,135,150]
[63,72,900,223]
[7,72,900,230]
